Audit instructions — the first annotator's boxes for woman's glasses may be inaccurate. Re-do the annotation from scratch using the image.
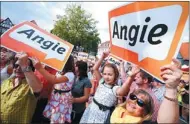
[129,93,145,107]
[13,63,20,69]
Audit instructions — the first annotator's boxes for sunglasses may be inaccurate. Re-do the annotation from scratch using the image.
[180,80,186,84]
[13,63,20,69]
[129,93,145,107]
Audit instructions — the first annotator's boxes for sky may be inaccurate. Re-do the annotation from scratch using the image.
[1,1,189,43]
[1,1,130,43]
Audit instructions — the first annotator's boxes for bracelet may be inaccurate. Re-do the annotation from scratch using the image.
[164,95,178,103]
[21,66,32,72]
[165,84,177,89]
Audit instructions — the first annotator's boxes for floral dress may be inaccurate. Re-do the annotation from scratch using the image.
[43,72,75,123]
[80,79,120,123]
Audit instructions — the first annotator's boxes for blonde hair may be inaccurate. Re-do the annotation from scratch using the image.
[118,89,154,123]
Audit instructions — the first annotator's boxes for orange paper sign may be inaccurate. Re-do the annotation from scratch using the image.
[107,54,121,66]
[109,2,188,81]
[1,21,74,71]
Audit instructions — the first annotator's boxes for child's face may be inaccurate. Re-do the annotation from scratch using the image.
[102,66,115,85]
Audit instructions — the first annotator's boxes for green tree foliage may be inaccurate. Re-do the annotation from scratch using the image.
[51,3,101,55]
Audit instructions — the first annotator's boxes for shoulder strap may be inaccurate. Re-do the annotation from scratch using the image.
[102,81,105,84]
[102,81,115,89]
[109,81,115,89]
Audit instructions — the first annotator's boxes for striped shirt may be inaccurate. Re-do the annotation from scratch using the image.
[152,86,165,102]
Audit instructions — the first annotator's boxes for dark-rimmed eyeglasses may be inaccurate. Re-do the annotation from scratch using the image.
[129,93,145,107]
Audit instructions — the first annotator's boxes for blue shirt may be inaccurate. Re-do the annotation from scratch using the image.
[152,86,165,102]
[72,77,92,113]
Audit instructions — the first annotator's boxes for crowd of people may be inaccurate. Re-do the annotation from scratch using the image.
[0,46,189,123]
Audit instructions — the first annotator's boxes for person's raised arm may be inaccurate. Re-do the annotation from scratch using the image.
[120,60,127,84]
[92,51,110,82]
[116,65,140,96]
[90,79,95,95]
[32,57,69,84]
[16,52,43,93]
[157,59,182,123]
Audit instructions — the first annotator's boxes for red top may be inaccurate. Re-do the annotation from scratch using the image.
[34,67,57,99]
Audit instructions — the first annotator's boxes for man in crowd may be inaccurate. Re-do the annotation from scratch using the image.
[151,78,166,102]
[1,52,43,123]
[87,64,94,80]
[0,47,15,83]
[181,80,189,122]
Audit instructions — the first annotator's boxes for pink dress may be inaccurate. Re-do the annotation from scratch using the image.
[43,72,75,123]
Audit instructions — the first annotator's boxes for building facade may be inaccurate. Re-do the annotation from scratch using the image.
[97,41,110,58]
[0,18,38,36]
[0,18,14,36]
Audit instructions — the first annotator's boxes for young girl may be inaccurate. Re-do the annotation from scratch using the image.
[80,51,140,123]
[32,55,75,123]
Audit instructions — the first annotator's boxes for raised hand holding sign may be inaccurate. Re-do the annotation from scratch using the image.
[1,21,74,71]
[109,2,188,82]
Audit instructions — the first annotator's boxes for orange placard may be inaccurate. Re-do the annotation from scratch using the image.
[107,54,121,66]
[88,55,96,63]
[109,2,188,81]
[1,21,74,71]
[78,52,89,61]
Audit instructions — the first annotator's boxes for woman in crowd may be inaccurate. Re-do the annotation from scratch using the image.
[32,55,75,123]
[31,65,56,123]
[69,61,92,124]
[80,51,140,123]
[111,58,183,123]
[111,89,154,123]
[1,47,15,83]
